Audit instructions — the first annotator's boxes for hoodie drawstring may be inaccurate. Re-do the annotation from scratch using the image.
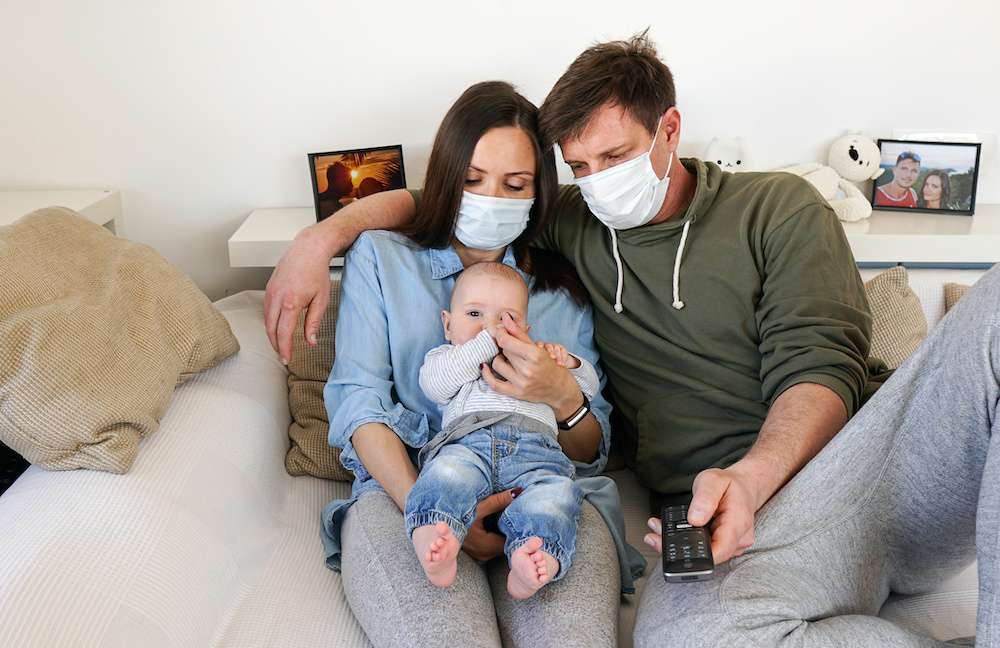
[607,218,691,314]
[609,227,625,313]
[671,219,691,310]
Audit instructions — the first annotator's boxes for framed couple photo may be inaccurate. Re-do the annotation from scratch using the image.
[308,145,407,221]
[871,139,982,215]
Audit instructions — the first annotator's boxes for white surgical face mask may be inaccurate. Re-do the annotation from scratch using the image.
[573,118,673,230]
[454,190,534,250]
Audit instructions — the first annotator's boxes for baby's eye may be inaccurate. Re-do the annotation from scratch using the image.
[467,310,481,317]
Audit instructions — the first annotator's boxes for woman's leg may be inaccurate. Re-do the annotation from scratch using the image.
[489,501,620,648]
[635,266,1000,647]
[341,490,502,648]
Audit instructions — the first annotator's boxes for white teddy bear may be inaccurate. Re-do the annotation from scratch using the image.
[777,130,885,222]
[704,137,752,173]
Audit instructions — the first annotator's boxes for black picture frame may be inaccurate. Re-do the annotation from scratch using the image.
[871,139,981,216]
[308,144,407,221]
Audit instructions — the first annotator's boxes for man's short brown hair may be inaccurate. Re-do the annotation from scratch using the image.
[539,29,675,148]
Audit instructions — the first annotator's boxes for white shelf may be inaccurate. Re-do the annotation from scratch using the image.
[228,208,344,268]
[843,204,1000,266]
[0,189,121,231]
[229,204,1000,269]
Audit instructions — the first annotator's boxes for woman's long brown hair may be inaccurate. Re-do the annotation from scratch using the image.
[400,81,587,306]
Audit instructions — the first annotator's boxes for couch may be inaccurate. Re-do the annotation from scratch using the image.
[0,267,986,647]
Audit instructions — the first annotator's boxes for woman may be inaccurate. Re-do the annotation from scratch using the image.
[313,82,641,647]
[919,169,951,210]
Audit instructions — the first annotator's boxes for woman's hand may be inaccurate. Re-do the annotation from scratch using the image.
[462,489,518,561]
[480,313,582,419]
[264,226,341,365]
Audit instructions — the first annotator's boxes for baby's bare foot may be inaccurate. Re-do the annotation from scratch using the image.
[507,536,559,599]
[412,521,460,588]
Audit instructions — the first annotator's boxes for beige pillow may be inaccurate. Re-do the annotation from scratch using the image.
[944,282,971,312]
[283,278,354,482]
[0,208,239,473]
[863,266,927,370]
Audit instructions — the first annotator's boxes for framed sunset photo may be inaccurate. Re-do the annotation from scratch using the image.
[308,145,407,221]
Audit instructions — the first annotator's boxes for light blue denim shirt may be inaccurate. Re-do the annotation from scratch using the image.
[320,230,645,592]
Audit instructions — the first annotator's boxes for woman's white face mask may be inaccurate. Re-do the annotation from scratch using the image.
[454,191,534,251]
[573,118,673,230]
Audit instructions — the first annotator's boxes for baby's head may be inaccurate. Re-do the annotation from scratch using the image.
[442,262,529,345]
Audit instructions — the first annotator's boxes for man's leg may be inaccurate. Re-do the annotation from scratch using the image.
[636,266,1000,647]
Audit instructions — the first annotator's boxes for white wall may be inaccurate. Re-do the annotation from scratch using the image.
[2,0,998,299]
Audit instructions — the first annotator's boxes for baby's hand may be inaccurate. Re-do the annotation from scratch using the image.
[542,342,579,369]
[536,341,560,363]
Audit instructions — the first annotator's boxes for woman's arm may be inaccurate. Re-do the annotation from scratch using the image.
[351,423,418,509]
[325,235,429,492]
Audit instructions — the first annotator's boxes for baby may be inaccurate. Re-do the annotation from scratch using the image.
[405,261,599,599]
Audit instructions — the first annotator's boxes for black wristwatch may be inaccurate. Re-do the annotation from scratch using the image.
[557,393,591,430]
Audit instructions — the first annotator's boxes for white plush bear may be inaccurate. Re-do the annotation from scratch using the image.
[704,137,752,173]
[776,131,885,222]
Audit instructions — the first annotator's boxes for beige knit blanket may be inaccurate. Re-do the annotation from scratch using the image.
[0,208,239,473]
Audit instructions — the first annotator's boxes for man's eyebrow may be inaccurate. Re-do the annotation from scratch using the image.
[468,165,534,177]
[563,145,632,165]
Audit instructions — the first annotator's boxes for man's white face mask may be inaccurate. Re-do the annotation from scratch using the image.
[573,118,673,230]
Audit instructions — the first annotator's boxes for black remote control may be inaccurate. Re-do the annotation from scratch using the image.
[661,504,714,583]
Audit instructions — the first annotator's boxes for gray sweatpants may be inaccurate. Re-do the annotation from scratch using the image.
[341,490,620,648]
[635,264,1000,647]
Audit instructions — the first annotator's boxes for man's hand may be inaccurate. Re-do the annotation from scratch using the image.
[264,226,343,365]
[480,313,581,418]
[643,467,759,564]
[462,489,518,561]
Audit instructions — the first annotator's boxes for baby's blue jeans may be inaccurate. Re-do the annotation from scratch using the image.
[404,420,582,580]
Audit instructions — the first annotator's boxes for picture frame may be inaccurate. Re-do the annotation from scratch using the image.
[871,139,981,216]
[308,145,406,221]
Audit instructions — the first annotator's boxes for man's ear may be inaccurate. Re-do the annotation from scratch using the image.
[441,310,451,342]
[662,106,682,147]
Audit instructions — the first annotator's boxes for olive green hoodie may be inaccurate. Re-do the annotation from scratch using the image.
[409,159,885,501]
[536,159,885,497]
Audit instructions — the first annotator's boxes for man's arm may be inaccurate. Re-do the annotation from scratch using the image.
[264,189,416,364]
[648,191,872,563]
[688,383,846,558]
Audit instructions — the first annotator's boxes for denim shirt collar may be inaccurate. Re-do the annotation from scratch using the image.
[428,244,518,280]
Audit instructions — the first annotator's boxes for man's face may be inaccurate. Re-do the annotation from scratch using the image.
[894,158,920,188]
[558,102,674,180]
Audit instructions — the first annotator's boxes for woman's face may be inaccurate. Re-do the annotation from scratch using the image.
[465,126,536,199]
[923,175,943,203]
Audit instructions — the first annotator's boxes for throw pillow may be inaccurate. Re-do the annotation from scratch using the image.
[0,208,239,473]
[863,266,927,370]
[283,278,354,481]
[944,283,971,312]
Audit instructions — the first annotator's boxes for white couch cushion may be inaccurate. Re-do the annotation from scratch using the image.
[0,292,365,648]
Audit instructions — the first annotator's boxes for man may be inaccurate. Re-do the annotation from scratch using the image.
[267,33,994,646]
[874,151,921,208]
